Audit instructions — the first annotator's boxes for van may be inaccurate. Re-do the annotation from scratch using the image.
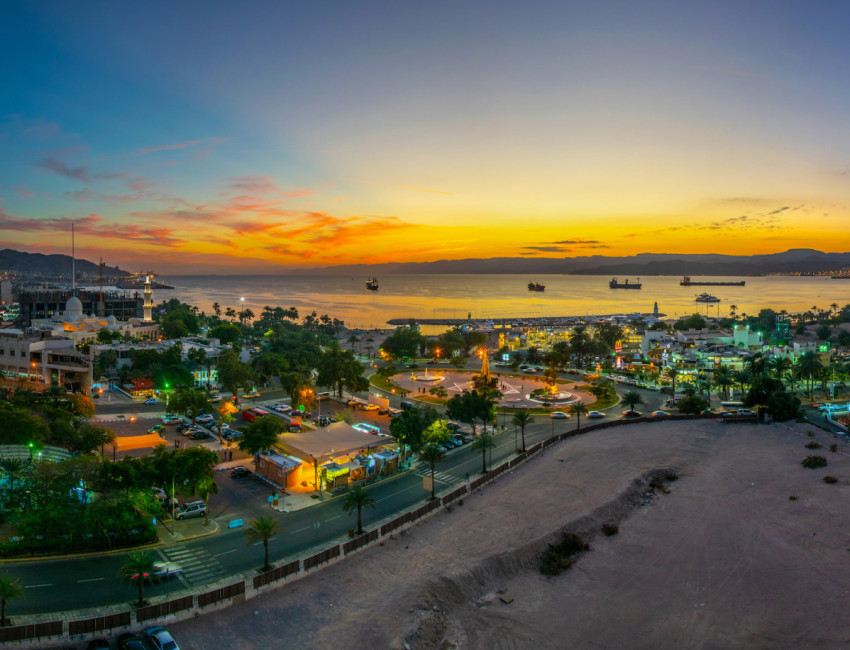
[175,500,206,520]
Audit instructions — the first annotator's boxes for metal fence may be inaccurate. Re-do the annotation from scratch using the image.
[304,544,341,570]
[68,612,131,636]
[135,595,194,623]
[197,581,245,608]
[343,529,378,555]
[0,620,62,643]
[253,559,301,589]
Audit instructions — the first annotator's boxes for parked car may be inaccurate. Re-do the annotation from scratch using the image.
[176,423,190,433]
[162,415,182,424]
[189,431,212,440]
[230,467,251,479]
[587,411,605,418]
[387,408,403,417]
[451,434,470,446]
[360,403,379,411]
[144,626,181,650]
[273,404,292,414]
[223,429,243,441]
[242,392,261,399]
[195,414,215,425]
[400,400,416,410]
[174,500,206,521]
[148,424,165,433]
[117,633,148,650]
[143,398,158,405]
[87,639,111,650]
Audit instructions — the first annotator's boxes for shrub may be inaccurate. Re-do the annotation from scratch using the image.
[806,441,822,449]
[601,523,619,536]
[540,533,589,576]
[801,455,828,469]
[830,444,838,453]
[823,476,838,484]
[807,431,815,437]
[788,495,798,501]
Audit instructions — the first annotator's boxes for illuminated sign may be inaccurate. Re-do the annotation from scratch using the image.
[818,344,829,352]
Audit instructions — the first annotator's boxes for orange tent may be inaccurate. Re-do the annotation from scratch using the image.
[114,433,168,452]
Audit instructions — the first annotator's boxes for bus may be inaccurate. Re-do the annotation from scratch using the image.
[242,407,271,422]
[720,401,744,411]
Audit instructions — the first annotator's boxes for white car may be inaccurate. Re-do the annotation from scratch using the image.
[152,561,182,578]
[195,415,215,425]
[144,626,180,650]
[550,411,569,419]
[274,404,292,414]
[587,411,606,418]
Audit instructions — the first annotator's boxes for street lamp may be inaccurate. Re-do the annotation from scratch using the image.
[240,297,245,324]
[169,473,187,534]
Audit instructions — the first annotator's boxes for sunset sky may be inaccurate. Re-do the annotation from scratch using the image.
[3,1,850,273]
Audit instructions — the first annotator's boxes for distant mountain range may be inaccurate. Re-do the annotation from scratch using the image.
[317,249,850,276]
[0,249,131,279]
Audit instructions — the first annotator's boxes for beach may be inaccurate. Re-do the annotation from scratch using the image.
[169,420,850,649]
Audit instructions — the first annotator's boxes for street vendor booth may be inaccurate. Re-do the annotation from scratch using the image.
[277,421,390,492]
[256,450,302,489]
[113,432,167,453]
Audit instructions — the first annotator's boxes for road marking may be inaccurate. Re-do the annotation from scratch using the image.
[77,577,104,583]
[291,526,310,533]
[253,535,279,546]
[213,549,238,557]
[25,583,53,589]
[326,515,341,521]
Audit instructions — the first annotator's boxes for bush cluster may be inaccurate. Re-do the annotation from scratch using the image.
[801,455,828,469]
[540,533,589,576]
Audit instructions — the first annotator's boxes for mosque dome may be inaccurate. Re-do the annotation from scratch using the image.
[107,315,117,326]
[63,296,84,321]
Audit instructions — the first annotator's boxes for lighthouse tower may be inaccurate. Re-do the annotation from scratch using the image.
[143,275,154,322]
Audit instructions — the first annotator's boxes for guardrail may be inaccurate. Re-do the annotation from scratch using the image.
[28,411,725,648]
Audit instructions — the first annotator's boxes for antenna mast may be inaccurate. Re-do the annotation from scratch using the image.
[71,222,76,294]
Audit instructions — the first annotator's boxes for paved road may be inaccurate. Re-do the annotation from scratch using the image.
[4,377,669,615]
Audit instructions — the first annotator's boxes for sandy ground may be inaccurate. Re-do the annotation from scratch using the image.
[170,420,850,649]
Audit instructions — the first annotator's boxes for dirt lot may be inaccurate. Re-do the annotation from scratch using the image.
[171,420,850,649]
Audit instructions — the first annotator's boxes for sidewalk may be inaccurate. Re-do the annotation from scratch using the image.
[156,515,219,544]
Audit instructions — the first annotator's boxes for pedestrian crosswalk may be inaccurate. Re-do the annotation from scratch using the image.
[157,545,225,587]
[413,465,464,488]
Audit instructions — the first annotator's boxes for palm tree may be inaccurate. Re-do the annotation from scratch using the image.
[796,351,824,400]
[714,366,734,400]
[569,401,588,431]
[243,516,282,572]
[342,486,376,535]
[197,475,218,526]
[511,409,534,452]
[0,459,25,508]
[418,443,447,501]
[0,575,23,626]
[225,307,236,321]
[622,390,645,412]
[120,551,157,607]
[665,367,678,396]
[212,302,221,318]
[470,432,495,474]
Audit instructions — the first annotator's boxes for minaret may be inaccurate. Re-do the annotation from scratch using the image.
[143,275,153,321]
[479,348,490,384]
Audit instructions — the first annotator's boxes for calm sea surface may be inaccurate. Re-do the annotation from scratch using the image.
[158,274,850,331]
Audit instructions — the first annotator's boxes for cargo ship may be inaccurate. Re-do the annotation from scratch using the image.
[528,282,545,292]
[609,277,642,289]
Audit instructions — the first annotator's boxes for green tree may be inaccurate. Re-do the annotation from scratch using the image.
[239,416,285,456]
[511,409,534,452]
[674,314,707,331]
[622,390,645,411]
[381,326,427,359]
[120,551,157,607]
[665,367,679,395]
[569,401,588,431]
[390,407,427,459]
[795,351,824,400]
[216,349,253,395]
[0,459,26,508]
[569,327,593,368]
[168,387,212,425]
[0,575,24,626]
[418,442,447,501]
[243,516,282,572]
[209,322,242,345]
[316,347,368,398]
[677,395,709,414]
[470,431,495,474]
[341,486,376,535]
[423,419,451,444]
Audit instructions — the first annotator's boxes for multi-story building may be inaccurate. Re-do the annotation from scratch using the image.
[16,289,143,327]
[0,329,92,395]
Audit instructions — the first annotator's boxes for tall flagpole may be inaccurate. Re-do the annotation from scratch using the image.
[71,222,75,293]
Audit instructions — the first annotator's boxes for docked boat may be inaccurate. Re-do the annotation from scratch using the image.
[695,292,721,303]
[609,277,642,289]
[680,275,745,286]
[528,282,545,292]
[365,278,379,291]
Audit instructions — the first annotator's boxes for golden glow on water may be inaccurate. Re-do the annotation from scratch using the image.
[164,274,849,330]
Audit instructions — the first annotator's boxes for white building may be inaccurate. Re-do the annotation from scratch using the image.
[0,329,92,395]
[29,296,159,345]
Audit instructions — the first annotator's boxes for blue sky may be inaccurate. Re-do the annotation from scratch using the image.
[3,1,850,272]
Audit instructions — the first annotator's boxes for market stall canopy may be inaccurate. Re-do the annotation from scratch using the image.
[277,421,387,464]
[114,433,167,452]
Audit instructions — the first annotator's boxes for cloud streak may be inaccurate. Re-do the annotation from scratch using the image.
[134,137,230,154]
[33,156,126,183]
